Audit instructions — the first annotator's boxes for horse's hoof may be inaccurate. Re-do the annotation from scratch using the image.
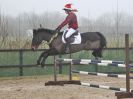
[41,62,45,68]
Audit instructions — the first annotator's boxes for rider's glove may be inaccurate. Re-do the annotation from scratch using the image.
[55,27,61,33]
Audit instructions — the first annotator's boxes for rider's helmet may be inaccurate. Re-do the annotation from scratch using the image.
[63,4,78,12]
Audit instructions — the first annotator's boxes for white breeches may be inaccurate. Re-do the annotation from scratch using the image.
[63,28,76,38]
[62,28,81,44]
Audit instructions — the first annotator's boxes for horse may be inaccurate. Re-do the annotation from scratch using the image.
[31,28,106,67]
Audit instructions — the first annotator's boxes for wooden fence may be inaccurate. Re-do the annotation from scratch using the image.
[0,48,132,76]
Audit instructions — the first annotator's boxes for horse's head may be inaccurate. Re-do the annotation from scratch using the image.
[30,28,59,50]
[31,29,44,51]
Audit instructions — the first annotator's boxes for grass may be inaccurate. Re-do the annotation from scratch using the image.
[0,52,19,65]
[0,49,133,77]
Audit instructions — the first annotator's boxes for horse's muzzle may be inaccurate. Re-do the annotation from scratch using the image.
[31,47,35,51]
[31,45,38,51]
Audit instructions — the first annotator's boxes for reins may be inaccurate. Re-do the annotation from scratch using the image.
[42,32,59,45]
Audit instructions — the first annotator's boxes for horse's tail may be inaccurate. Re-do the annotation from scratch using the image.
[96,32,106,49]
[92,32,106,58]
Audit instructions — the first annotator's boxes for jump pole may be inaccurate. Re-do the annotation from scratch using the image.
[54,56,57,82]
[72,70,133,79]
[115,34,133,99]
[125,34,130,92]
[45,54,80,86]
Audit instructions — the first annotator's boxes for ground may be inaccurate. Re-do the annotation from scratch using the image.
[0,74,133,99]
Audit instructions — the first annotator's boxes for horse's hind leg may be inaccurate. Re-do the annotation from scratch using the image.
[97,48,103,57]
[92,48,102,59]
[92,49,97,58]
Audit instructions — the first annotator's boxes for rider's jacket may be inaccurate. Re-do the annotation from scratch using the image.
[57,12,78,30]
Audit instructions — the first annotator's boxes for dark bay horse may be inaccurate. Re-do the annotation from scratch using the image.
[31,28,106,66]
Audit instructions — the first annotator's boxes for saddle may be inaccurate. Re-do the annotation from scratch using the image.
[64,30,79,43]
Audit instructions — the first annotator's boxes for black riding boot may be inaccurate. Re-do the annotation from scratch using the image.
[65,37,71,53]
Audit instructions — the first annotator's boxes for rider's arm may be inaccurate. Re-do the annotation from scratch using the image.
[56,13,74,31]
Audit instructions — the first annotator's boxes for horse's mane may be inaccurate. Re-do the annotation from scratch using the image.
[37,28,54,34]
[36,28,63,35]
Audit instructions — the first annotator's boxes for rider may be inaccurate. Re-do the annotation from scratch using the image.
[55,3,78,53]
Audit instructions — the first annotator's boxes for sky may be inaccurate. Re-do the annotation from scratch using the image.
[0,0,133,19]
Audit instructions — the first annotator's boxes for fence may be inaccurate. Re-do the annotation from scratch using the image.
[0,48,133,76]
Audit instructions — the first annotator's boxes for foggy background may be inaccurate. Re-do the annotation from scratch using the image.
[0,0,133,48]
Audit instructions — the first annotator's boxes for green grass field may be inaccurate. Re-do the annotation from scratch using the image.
[0,49,133,77]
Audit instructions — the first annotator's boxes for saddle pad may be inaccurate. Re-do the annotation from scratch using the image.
[62,32,81,44]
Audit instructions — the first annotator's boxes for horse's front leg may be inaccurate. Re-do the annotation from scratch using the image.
[40,48,60,67]
[37,50,49,65]
[37,52,44,65]
[40,52,49,67]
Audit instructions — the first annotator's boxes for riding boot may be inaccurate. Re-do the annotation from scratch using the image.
[64,36,73,53]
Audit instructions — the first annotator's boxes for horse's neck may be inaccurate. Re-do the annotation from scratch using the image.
[42,33,52,42]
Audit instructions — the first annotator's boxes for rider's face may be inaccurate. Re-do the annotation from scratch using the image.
[65,10,69,14]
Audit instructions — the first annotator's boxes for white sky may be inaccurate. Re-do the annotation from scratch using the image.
[0,0,133,19]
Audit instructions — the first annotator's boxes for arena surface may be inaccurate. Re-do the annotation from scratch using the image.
[0,74,133,99]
